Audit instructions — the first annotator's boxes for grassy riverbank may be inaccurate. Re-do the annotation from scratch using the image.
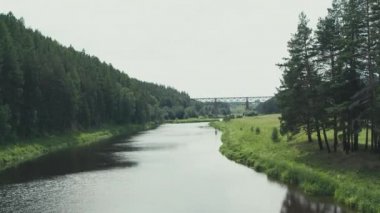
[211,115,380,212]
[0,123,157,172]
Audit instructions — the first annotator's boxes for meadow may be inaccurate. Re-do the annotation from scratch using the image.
[212,115,380,212]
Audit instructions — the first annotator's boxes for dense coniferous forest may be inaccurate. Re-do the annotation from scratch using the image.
[277,0,380,153]
[0,13,220,143]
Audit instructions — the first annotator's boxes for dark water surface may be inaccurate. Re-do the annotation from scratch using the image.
[0,123,350,213]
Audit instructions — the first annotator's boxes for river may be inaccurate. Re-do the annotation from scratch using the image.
[0,123,349,213]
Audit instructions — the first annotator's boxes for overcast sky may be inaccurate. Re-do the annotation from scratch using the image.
[1,0,332,98]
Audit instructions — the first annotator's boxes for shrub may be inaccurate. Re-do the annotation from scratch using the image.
[223,115,234,122]
[253,161,265,172]
[244,111,257,117]
[255,127,261,134]
[267,167,281,179]
[271,127,279,142]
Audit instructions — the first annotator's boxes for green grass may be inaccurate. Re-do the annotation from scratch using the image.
[0,123,157,172]
[211,114,380,213]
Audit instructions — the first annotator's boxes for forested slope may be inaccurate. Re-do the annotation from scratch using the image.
[0,13,213,143]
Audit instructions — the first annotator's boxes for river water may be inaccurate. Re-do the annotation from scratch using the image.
[0,123,349,213]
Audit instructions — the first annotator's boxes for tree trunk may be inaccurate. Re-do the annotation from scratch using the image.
[315,121,324,150]
[354,132,359,151]
[322,125,331,153]
[371,125,375,151]
[375,132,379,152]
[365,121,369,150]
[306,119,313,143]
[334,116,338,152]
[353,120,359,151]
[343,127,348,154]
[372,122,376,151]
[347,121,351,153]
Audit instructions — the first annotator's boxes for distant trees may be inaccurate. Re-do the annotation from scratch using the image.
[0,13,222,144]
[256,97,279,114]
[277,0,380,153]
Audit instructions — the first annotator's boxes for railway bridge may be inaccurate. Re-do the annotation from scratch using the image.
[193,96,273,110]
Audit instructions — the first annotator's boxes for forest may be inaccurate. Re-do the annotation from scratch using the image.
[277,0,380,153]
[256,97,279,115]
[0,13,226,144]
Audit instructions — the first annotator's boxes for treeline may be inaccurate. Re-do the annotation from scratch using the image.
[0,13,217,143]
[129,80,230,119]
[256,97,279,115]
[277,0,380,153]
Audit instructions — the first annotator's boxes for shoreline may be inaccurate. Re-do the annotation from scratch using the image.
[0,118,215,173]
[0,122,158,173]
[211,115,380,212]
[166,118,220,124]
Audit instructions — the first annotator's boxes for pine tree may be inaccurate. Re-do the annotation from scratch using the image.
[277,13,323,148]
[315,0,345,152]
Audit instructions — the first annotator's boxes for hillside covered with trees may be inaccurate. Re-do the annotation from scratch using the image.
[277,0,380,153]
[0,13,218,143]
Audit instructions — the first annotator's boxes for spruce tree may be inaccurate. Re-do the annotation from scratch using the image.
[277,13,322,148]
[315,0,345,152]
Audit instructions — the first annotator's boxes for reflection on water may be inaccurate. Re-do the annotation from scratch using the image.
[281,191,347,213]
[0,123,350,213]
[0,142,139,184]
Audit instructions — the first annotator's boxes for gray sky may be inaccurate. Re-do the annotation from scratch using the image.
[1,0,332,98]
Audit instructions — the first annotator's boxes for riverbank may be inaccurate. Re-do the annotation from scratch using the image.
[211,115,380,212]
[0,123,158,172]
[166,118,220,124]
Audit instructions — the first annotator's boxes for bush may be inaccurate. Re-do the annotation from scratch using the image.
[271,127,279,142]
[244,111,257,117]
[223,115,234,122]
[255,127,261,135]
[267,167,281,179]
[253,161,266,172]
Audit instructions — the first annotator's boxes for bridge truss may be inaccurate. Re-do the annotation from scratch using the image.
[193,96,273,103]
[193,96,273,111]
